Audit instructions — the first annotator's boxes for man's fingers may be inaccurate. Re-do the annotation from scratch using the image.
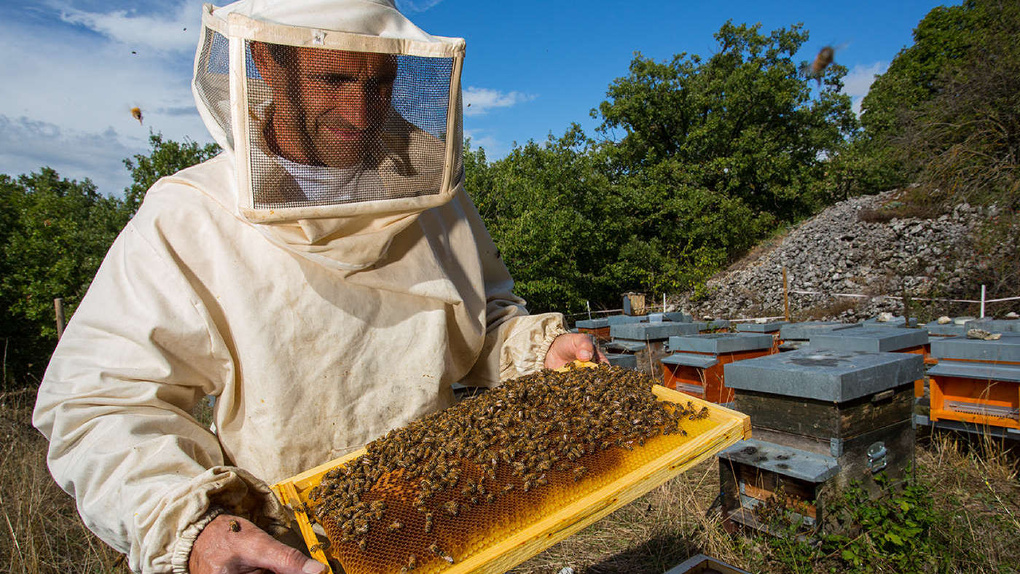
[190,515,325,574]
[243,528,325,574]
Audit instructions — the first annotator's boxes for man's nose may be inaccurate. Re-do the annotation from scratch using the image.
[343,87,373,130]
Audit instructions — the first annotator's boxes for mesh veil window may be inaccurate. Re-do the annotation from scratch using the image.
[193,5,466,222]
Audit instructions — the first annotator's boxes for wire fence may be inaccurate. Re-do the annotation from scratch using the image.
[564,284,1018,325]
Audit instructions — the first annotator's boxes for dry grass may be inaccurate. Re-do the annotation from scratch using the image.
[0,389,127,574]
[4,387,1020,574]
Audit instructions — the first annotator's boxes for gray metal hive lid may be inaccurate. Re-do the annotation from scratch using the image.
[809,327,929,353]
[702,319,731,331]
[611,321,701,341]
[736,321,788,333]
[862,316,919,328]
[927,361,1020,383]
[930,333,1020,362]
[718,439,840,483]
[606,353,638,369]
[779,321,860,341]
[604,339,647,353]
[963,319,1020,333]
[661,353,719,369]
[923,320,968,337]
[575,318,609,329]
[723,348,924,402]
[607,314,647,326]
[668,333,774,354]
[663,311,693,323]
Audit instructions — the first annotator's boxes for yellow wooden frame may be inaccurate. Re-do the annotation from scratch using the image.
[272,384,750,573]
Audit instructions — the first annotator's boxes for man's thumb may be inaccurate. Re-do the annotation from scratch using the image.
[248,532,325,574]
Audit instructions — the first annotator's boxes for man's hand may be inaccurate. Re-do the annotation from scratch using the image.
[544,333,608,370]
[189,514,325,574]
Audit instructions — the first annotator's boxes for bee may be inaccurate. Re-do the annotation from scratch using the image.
[442,500,460,516]
[424,513,434,534]
[309,540,331,553]
[130,107,143,125]
[388,521,404,532]
[800,45,840,85]
[406,554,418,571]
[358,538,368,551]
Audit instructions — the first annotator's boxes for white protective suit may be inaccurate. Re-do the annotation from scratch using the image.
[32,1,567,572]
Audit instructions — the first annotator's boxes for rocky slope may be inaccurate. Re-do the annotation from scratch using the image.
[675,190,998,321]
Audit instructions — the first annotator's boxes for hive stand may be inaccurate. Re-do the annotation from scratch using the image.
[719,348,924,534]
[660,333,775,404]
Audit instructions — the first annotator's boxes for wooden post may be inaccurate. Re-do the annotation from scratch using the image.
[783,267,790,322]
[980,285,986,318]
[54,298,65,340]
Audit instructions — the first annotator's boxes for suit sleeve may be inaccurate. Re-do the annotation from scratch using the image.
[454,193,568,387]
[32,222,289,573]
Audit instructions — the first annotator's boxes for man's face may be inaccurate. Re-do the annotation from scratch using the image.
[255,45,397,169]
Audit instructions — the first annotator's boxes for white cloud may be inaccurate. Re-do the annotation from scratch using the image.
[0,115,137,195]
[842,62,886,116]
[0,16,211,195]
[57,1,203,53]
[463,87,537,117]
[395,0,446,14]
[463,129,505,158]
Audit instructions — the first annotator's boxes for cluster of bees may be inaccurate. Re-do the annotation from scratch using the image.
[308,363,708,571]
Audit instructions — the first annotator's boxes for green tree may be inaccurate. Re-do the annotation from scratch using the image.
[1,133,221,387]
[848,2,983,195]
[466,129,627,314]
[594,21,856,292]
[0,170,128,387]
[123,131,221,214]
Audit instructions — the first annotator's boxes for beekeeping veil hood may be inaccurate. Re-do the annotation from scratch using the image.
[192,0,465,269]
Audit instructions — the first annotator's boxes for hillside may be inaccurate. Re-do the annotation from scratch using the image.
[675,189,1013,321]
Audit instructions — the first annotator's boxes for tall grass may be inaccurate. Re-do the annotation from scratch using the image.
[0,389,126,574]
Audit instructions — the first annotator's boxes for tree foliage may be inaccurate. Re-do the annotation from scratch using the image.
[123,132,221,214]
[1,133,220,386]
[0,170,128,386]
[468,21,857,314]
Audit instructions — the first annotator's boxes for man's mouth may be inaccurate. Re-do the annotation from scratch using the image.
[326,126,366,143]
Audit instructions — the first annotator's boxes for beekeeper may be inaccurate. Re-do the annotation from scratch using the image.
[32,1,602,573]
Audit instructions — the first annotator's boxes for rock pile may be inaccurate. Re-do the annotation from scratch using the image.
[676,190,990,321]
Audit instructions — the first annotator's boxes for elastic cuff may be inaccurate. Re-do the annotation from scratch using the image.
[171,507,226,574]
[534,323,570,372]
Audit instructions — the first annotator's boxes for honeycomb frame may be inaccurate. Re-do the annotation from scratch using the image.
[272,381,750,574]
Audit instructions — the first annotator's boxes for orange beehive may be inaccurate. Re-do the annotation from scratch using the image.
[661,334,775,404]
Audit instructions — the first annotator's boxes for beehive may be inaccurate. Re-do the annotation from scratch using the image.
[272,363,750,574]
[661,333,775,404]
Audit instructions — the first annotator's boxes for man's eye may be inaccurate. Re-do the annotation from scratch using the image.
[311,74,354,86]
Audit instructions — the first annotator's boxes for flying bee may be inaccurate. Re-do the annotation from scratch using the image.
[130,107,143,125]
[800,44,846,85]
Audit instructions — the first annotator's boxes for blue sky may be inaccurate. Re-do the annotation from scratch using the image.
[0,0,952,196]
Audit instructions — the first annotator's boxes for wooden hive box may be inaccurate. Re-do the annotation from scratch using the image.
[661,333,775,404]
